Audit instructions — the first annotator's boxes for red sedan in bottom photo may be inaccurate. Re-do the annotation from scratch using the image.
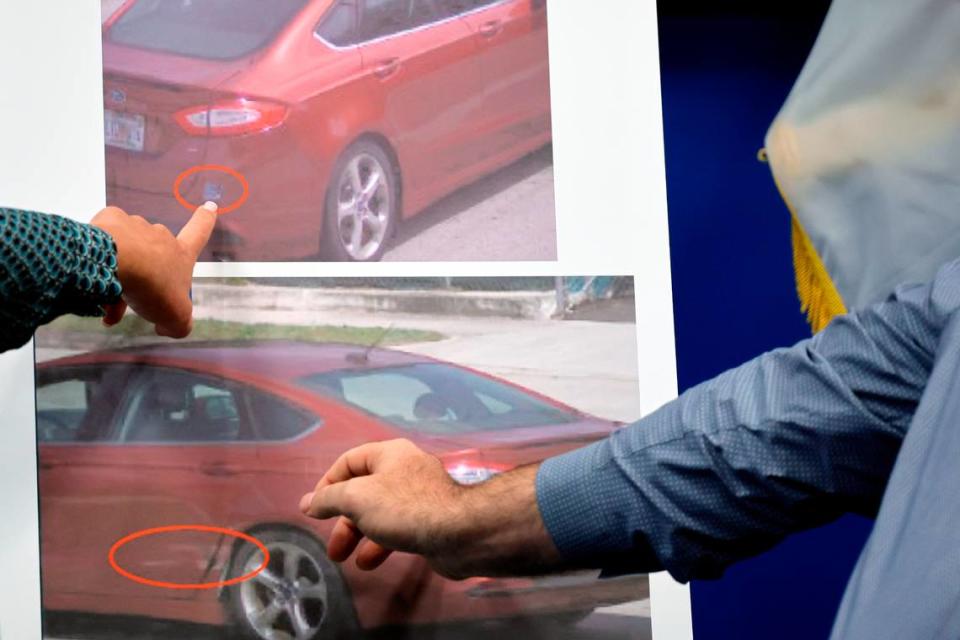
[36,342,647,640]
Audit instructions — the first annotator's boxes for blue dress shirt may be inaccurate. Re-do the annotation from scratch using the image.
[537,255,959,588]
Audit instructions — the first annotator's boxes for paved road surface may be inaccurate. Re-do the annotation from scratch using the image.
[383,147,557,262]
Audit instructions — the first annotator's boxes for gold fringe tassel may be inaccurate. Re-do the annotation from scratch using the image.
[761,147,847,332]
[790,212,847,332]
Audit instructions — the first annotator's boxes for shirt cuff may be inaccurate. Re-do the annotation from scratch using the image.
[57,219,124,316]
[537,440,623,560]
[536,432,666,577]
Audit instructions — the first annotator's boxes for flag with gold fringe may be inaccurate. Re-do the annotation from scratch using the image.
[764,0,960,332]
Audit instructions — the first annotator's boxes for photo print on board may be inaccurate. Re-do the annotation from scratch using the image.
[100,0,556,263]
[36,276,650,640]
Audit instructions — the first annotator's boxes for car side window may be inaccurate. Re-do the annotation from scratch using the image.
[358,0,412,41]
[119,369,249,443]
[435,0,501,20]
[435,0,472,18]
[35,367,125,443]
[316,0,359,47]
[408,0,442,29]
[298,363,577,433]
[247,392,319,441]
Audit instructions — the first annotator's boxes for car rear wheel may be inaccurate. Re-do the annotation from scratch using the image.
[321,140,398,262]
[225,529,357,640]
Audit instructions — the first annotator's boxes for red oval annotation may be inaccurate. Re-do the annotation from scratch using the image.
[172,165,250,215]
[108,524,269,590]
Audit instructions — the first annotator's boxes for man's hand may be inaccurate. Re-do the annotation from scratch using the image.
[91,203,217,338]
[299,439,564,580]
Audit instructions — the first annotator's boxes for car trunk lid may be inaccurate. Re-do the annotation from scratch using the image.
[101,0,309,196]
[102,43,251,196]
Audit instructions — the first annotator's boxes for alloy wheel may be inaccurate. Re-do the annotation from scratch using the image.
[335,152,392,261]
[239,541,329,640]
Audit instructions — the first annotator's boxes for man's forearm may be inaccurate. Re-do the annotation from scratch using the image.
[442,464,564,579]
[304,261,959,585]
[532,259,957,582]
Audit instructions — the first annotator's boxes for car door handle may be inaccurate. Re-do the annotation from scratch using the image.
[373,57,401,80]
[201,463,237,478]
[478,20,503,38]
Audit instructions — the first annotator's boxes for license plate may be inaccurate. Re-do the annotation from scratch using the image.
[104,109,145,152]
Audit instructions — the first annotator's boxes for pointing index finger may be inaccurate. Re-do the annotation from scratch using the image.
[177,201,218,259]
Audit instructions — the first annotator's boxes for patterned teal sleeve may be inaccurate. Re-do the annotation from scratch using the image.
[0,208,123,352]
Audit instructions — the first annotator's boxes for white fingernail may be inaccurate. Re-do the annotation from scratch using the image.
[203,201,219,212]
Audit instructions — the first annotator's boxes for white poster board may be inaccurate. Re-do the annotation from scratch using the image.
[0,1,689,638]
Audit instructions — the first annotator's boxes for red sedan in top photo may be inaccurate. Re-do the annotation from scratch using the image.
[37,341,647,640]
[102,0,553,262]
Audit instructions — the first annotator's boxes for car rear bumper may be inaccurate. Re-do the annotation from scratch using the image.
[107,185,321,261]
[106,132,333,261]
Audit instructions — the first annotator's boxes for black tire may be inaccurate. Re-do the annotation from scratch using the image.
[321,139,399,262]
[225,528,358,640]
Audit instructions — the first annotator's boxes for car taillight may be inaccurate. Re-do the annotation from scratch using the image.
[174,99,288,137]
[445,461,512,486]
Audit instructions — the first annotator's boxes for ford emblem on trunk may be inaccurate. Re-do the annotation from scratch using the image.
[110,89,126,105]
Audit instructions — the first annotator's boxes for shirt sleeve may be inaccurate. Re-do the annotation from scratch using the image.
[536,257,960,583]
[0,208,123,353]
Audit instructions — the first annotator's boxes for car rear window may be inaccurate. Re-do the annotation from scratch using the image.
[248,391,320,441]
[107,0,310,60]
[297,363,577,434]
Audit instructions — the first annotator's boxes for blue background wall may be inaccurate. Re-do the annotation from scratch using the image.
[657,4,876,639]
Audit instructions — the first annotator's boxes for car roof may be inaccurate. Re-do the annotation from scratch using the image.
[41,341,438,382]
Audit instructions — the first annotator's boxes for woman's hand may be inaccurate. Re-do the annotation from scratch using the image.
[91,202,217,338]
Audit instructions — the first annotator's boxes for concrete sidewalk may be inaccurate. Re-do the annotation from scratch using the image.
[192,282,560,321]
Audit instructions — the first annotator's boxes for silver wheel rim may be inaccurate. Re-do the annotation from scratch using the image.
[239,541,329,640]
[335,152,391,261]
